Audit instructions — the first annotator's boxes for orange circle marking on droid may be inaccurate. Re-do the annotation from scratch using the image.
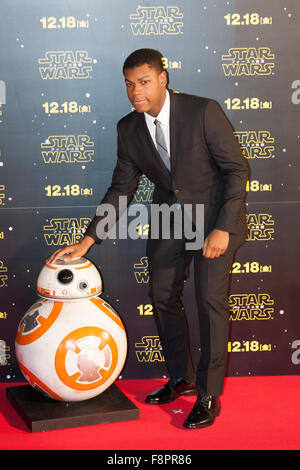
[16,302,63,345]
[18,361,63,401]
[55,326,118,391]
[89,297,125,330]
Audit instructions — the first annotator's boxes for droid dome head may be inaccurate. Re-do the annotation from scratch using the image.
[37,256,102,301]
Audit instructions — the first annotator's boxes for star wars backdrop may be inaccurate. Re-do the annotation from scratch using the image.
[1,0,300,382]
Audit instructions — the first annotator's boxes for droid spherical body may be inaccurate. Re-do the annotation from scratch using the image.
[15,257,127,402]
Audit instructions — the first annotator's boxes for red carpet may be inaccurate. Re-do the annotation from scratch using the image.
[0,376,299,450]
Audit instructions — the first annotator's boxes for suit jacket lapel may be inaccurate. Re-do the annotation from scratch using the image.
[169,90,180,175]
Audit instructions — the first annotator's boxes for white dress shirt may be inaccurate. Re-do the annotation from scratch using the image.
[144,89,170,155]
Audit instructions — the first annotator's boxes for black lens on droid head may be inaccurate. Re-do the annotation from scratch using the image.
[57,269,73,284]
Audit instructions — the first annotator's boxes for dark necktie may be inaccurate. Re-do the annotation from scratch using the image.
[154,119,170,172]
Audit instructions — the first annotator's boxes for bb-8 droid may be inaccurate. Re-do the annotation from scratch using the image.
[15,256,127,402]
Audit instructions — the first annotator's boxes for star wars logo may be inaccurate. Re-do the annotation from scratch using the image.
[41,135,94,164]
[222,47,275,76]
[134,175,154,204]
[0,260,8,287]
[134,257,149,284]
[135,336,164,362]
[229,293,274,321]
[0,340,10,366]
[38,51,93,80]
[235,131,275,159]
[129,6,183,35]
[43,218,91,246]
[0,185,5,206]
[246,213,274,241]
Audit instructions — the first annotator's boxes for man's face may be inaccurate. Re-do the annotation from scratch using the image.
[124,63,167,117]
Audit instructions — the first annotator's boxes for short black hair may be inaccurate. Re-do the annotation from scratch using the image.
[123,48,165,74]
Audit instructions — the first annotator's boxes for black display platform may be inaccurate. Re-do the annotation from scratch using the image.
[6,383,139,432]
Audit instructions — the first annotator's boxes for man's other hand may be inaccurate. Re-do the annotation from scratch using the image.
[202,229,229,259]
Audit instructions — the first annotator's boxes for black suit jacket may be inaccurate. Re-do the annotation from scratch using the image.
[85,90,249,243]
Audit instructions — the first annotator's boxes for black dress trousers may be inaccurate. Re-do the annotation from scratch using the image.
[146,211,245,397]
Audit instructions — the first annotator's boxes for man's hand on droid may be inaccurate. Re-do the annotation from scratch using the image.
[202,229,229,259]
[46,236,95,265]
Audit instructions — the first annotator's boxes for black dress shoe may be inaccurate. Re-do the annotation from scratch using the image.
[145,378,197,405]
[183,395,221,429]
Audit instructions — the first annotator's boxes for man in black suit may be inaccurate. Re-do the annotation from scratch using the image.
[48,49,249,429]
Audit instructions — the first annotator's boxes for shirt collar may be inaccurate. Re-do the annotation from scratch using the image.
[144,89,170,126]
